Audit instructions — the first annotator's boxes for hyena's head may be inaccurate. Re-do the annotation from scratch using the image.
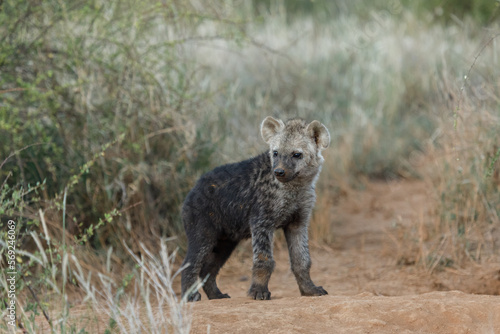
[260,116,330,184]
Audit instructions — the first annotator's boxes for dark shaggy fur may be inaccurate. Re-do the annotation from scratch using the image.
[181,117,330,301]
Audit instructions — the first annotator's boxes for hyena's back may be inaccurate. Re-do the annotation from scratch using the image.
[182,153,273,241]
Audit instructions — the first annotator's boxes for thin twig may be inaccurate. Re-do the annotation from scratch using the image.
[0,88,27,94]
[0,170,12,191]
[455,32,500,127]
[0,143,45,171]
[119,201,143,213]
[25,283,52,328]
[245,34,297,66]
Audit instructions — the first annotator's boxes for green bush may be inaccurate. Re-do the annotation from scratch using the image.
[0,0,246,252]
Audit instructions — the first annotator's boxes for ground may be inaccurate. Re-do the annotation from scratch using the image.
[186,180,500,334]
[29,180,500,333]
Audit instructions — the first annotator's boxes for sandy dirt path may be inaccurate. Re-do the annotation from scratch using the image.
[191,291,500,334]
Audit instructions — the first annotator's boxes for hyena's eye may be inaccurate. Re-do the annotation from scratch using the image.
[293,152,302,159]
[273,151,278,157]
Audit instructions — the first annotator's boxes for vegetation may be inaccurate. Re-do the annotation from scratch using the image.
[1,0,499,332]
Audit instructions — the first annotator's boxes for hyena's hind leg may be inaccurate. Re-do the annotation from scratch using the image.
[181,232,216,302]
[181,246,204,302]
[200,238,238,299]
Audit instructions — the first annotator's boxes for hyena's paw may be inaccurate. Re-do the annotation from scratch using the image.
[186,291,202,302]
[301,285,328,297]
[212,292,231,299]
[248,285,271,300]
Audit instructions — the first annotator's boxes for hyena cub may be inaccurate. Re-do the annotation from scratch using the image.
[181,116,330,301]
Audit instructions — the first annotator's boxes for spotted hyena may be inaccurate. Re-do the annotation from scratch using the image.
[181,116,330,301]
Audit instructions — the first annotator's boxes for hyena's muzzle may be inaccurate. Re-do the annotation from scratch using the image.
[272,152,301,183]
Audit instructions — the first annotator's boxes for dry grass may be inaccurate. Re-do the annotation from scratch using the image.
[1,212,195,333]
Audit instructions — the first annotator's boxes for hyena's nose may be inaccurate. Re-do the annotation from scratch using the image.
[274,168,285,177]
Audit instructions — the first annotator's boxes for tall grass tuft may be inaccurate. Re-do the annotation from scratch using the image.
[71,238,194,333]
[425,36,500,266]
[1,215,192,332]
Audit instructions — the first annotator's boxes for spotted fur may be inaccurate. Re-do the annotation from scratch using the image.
[181,116,330,301]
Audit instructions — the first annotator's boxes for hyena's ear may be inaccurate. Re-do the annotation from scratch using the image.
[261,116,285,143]
[306,120,330,150]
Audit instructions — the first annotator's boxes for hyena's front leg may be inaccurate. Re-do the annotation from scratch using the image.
[248,225,275,300]
[284,223,328,296]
